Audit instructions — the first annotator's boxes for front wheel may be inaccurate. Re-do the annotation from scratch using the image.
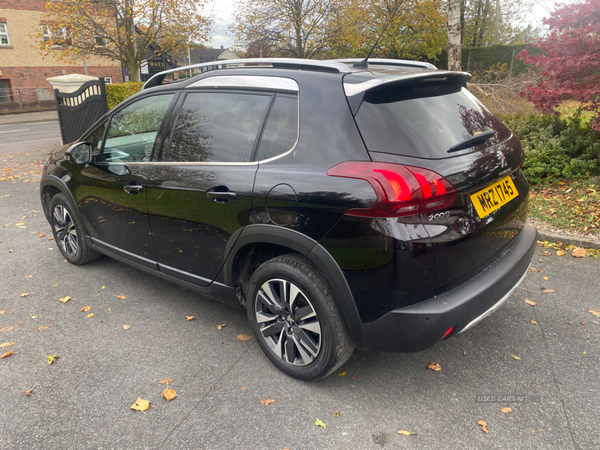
[49,193,101,265]
[247,254,354,381]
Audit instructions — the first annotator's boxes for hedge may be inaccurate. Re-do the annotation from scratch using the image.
[106,82,144,110]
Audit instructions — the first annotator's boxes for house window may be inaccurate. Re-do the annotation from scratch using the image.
[0,23,9,46]
[42,26,69,47]
[42,26,51,42]
[94,31,106,47]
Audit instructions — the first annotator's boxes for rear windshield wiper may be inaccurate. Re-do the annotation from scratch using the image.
[447,130,495,153]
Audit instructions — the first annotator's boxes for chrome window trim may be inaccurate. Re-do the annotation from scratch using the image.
[187,76,299,92]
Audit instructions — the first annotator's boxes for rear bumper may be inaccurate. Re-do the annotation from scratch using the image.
[349,224,537,352]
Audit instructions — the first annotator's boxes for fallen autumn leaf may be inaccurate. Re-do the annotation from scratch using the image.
[510,354,521,360]
[315,419,326,429]
[46,354,59,364]
[397,430,412,435]
[186,316,194,321]
[500,407,513,414]
[116,295,126,299]
[572,248,587,258]
[427,362,441,371]
[477,420,489,434]
[123,325,131,330]
[260,399,279,406]
[162,387,177,402]
[237,334,252,341]
[217,323,226,330]
[588,310,600,318]
[524,299,537,306]
[0,342,16,348]
[86,313,94,318]
[20,293,30,297]
[130,398,150,412]
[59,296,72,303]
[81,306,91,312]
[158,378,174,384]
[1,350,14,358]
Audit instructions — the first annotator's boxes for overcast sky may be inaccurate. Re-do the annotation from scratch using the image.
[203,0,555,50]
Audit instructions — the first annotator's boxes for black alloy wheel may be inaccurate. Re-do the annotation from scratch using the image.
[247,254,354,381]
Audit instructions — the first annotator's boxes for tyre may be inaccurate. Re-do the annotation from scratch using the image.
[49,193,101,265]
[247,254,354,380]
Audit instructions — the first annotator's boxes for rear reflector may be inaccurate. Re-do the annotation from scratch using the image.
[440,326,456,340]
[327,161,456,218]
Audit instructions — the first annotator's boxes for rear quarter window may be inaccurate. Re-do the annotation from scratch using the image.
[354,82,511,159]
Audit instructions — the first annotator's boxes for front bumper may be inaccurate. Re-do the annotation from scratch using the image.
[349,224,537,352]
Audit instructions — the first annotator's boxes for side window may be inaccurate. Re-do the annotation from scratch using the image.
[168,91,271,163]
[255,95,298,161]
[98,94,174,163]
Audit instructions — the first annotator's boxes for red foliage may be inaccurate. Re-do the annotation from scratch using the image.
[517,0,600,131]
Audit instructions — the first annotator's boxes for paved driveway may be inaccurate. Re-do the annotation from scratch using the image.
[0,124,598,449]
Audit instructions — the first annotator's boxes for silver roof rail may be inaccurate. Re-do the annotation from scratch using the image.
[142,58,352,90]
[330,58,438,71]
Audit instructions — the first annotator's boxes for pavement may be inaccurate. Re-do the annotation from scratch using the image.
[0,110,58,126]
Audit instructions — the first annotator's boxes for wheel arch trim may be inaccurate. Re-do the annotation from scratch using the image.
[40,176,85,231]
[223,224,361,325]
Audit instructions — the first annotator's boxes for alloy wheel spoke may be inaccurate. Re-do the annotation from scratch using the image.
[293,327,319,355]
[261,321,284,338]
[294,305,316,322]
[298,319,321,335]
[292,334,314,364]
[284,334,296,363]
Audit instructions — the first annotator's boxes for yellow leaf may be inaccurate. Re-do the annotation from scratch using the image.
[338,371,347,376]
[162,387,177,402]
[588,310,600,318]
[556,250,566,256]
[500,407,513,414]
[186,316,195,321]
[241,386,247,391]
[543,276,548,280]
[315,419,326,429]
[1,350,14,358]
[0,311,5,314]
[20,293,30,297]
[1,324,20,332]
[59,296,72,303]
[237,334,252,341]
[40,233,46,237]
[0,341,15,348]
[477,420,489,433]
[130,397,150,412]
[81,306,91,312]
[397,430,412,435]
[217,323,226,330]
[572,247,587,258]
[159,378,174,384]
[427,362,441,371]
[25,388,33,396]
[116,294,126,299]
[39,325,53,330]
[87,313,94,318]
[530,320,537,325]
[25,275,33,279]
[123,324,131,330]
[47,354,59,364]
[260,399,278,406]
[510,354,521,360]
[543,290,555,293]
[524,299,537,306]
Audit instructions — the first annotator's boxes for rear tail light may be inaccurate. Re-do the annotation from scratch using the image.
[327,161,456,218]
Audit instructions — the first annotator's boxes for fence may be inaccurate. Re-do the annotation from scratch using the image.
[0,86,56,114]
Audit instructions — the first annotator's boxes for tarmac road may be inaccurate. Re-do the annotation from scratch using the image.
[0,114,599,449]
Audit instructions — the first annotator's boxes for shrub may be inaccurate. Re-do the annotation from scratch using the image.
[502,112,600,184]
[106,82,144,110]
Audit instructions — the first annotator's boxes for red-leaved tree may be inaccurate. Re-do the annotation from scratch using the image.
[518,0,600,131]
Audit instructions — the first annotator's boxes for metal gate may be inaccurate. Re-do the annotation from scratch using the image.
[55,78,108,144]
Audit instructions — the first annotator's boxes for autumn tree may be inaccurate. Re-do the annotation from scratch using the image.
[39,0,214,81]
[231,0,344,59]
[332,0,447,60]
[519,0,600,131]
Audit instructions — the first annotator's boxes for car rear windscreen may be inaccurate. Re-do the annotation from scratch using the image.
[354,82,511,159]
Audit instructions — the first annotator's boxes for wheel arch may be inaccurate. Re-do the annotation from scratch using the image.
[40,176,85,230]
[223,224,361,326]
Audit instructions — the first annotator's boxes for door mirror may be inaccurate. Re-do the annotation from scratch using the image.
[67,142,93,165]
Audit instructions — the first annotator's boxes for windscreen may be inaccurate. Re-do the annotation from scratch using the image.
[354,82,511,159]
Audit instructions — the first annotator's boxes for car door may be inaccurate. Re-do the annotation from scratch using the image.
[146,89,274,286]
[75,93,176,267]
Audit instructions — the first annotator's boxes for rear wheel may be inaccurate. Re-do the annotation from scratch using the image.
[247,254,354,380]
[49,193,101,265]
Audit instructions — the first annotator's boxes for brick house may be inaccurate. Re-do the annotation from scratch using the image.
[0,0,123,94]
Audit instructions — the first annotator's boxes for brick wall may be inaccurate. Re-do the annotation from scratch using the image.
[2,66,123,87]
[0,0,48,13]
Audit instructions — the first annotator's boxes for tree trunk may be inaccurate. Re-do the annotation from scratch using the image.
[447,0,462,71]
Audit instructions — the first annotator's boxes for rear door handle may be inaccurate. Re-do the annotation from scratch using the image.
[124,185,143,195]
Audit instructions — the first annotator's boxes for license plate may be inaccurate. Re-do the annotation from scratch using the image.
[470,176,518,218]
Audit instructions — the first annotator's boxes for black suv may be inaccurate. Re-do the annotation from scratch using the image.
[41,58,537,380]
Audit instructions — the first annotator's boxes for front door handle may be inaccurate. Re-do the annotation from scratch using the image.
[124,184,143,195]
[207,190,237,203]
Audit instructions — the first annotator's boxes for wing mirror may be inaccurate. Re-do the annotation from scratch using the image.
[67,142,93,165]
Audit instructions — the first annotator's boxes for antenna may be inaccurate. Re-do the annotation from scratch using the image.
[354,0,406,69]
